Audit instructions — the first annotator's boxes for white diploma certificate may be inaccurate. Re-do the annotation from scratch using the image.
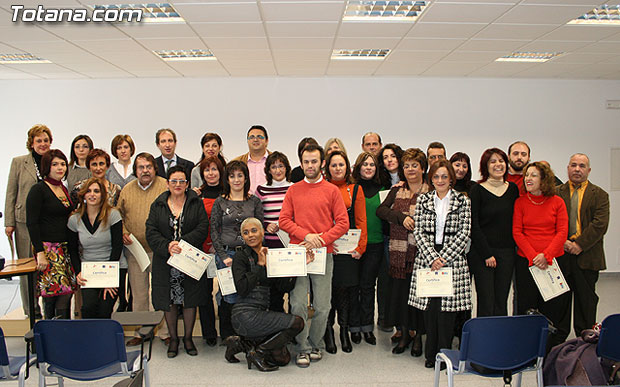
[416,268,454,297]
[333,229,361,254]
[125,234,151,272]
[166,240,213,281]
[529,258,570,302]
[276,229,290,248]
[206,258,217,279]
[305,247,327,275]
[266,248,307,278]
[379,190,390,203]
[81,262,119,288]
[216,267,236,296]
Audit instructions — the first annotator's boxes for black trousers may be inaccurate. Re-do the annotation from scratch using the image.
[423,298,456,362]
[515,255,571,349]
[470,247,516,317]
[199,278,217,340]
[328,286,356,329]
[564,253,599,336]
[376,239,390,322]
[349,242,383,332]
[219,300,235,339]
[81,288,117,319]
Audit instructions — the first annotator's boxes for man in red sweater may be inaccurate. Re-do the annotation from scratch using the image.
[279,144,349,368]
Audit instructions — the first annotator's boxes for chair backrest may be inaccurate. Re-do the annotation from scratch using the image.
[34,319,127,372]
[459,315,549,370]
[597,313,620,362]
[0,327,9,368]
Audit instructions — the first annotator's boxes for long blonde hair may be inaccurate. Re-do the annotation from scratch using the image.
[75,177,113,227]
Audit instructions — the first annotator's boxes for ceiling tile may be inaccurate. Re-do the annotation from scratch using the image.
[0,71,41,80]
[474,23,558,40]
[0,25,61,42]
[191,22,265,38]
[136,37,207,51]
[444,51,506,62]
[223,61,277,75]
[10,40,80,54]
[574,41,620,54]
[495,5,596,24]
[129,69,180,78]
[518,40,589,53]
[270,37,334,49]
[260,2,345,22]
[551,52,617,64]
[408,22,486,39]
[37,72,88,80]
[599,55,620,64]
[167,61,229,76]
[338,22,413,38]
[79,71,135,78]
[520,0,602,5]
[373,61,434,75]
[211,49,273,61]
[458,39,526,51]
[74,39,144,53]
[602,31,620,42]
[0,42,23,52]
[468,61,537,77]
[560,63,620,78]
[116,24,197,39]
[174,3,261,23]
[327,60,383,75]
[202,37,269,49]
[539,25,619,42]
[334,37,401,50]
[265,22,338,37]
[421,3,513,23]
[397,38,465,51]
[387,50,450,62]
[272,49,329,61]
[512,62,585,78]
[422,61,487,76]
[40,24,128,40]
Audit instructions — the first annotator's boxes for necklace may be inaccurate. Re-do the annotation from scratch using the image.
[527,193,546,206]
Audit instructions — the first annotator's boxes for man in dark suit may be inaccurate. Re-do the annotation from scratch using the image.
[154,128,194,179]
[557,153,609,336]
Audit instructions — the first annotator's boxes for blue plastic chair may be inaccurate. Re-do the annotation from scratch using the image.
[0,326,35,386]
[434,315,549,387]
[33,319,150,387]
[597,313,620,362]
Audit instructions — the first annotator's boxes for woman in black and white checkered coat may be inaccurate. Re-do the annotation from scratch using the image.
[408,159,472,369]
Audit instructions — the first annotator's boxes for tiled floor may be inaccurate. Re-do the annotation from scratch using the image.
[1,273,618,386]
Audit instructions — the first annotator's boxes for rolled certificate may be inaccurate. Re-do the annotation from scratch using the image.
[266,248,307,278]
[124,234,151,272]
[81,262,120,288]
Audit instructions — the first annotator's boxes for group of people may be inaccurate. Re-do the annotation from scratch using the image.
[4,124,610,371]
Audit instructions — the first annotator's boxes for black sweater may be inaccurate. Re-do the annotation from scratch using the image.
[469,182,520,260]
[232,245,296,298]
[26,181,73,253]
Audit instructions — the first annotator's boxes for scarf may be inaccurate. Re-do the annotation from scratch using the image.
[389,184,428,279]
[359,178,382,198]
[44,177,73,207]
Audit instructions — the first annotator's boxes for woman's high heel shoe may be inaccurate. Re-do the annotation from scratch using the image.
[392,333,413,354]
[223,336,243,363]
[167,338,179,358]
[411,333,423,357]
[246,351,279,372]
[184,337,198,356]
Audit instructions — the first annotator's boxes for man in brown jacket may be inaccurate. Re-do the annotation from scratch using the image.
[557,153,609,337]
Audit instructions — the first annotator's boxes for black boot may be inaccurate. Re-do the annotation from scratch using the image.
[222,336,248,363]
[246,350,279,372]
[350,331,362,344]
[411,333,423,357]
[340,327,352,353]
[324,326,337,354]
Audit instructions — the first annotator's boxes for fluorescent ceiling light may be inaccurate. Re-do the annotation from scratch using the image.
[0,53,51,64]
[332,49,390,60]
[495,52,562,63]
[154,49,216,61]
[568,5,620,25]
[343,1,429,22]
[93,3,184,23]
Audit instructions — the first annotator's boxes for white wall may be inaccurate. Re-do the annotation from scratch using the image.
[1,77,618,270]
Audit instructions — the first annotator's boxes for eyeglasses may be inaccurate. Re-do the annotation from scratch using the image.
[137,165,153,171]
[247,135,265,141]
[169,179,187,185]
[270,164,285,170]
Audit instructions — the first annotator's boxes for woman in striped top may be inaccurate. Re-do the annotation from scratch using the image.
[255,151,293,313]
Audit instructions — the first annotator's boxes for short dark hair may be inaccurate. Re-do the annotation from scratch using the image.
[223,160,250,199]
[297,137,318,159]
[132,152,157,177]
[69,134,93,167]
[427,159,457,189]
[325,150,351,183]
[264,151,291,185]
[508,141,530,156]
[199,155,225,191]
[479,148,509,183]
[86,149,111,169]
[155,128,177,145]
[300,143,325,163]
[247,125,268,140]
[111,134,136,159]
[41,149,68,179]
[361,132,382,146]
[427,141,446,155]
[352,151,381,185]
[524,162,556,197]
[166,165,188,181]
[398,148,427,187]
[449,152,472,182]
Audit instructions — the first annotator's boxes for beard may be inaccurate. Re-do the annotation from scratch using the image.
[509,160,525,172]
[304,168,320,180]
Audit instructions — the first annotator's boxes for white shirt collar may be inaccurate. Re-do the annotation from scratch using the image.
[304,175,323,184]
[138,180,154,191]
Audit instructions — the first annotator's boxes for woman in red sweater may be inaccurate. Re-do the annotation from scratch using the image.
[324,150,368,354]
[513,161,569,349]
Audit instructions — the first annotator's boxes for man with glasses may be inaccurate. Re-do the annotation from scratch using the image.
[234,125,271,194]
[117,153,169,346]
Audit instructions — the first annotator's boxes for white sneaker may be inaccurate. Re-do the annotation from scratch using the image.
[296,353,310,368]
[309,348,322,362]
